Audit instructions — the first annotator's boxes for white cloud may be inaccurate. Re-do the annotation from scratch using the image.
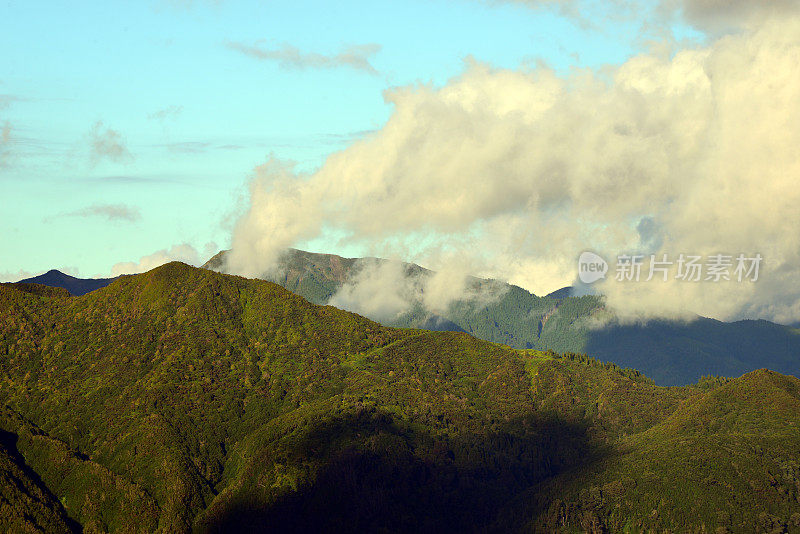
[328,259,416,321]
[226,16,800,324]
[111,242,218,276]
[326,257,508,321]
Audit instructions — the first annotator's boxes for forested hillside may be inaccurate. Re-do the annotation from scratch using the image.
[203,249,800,385]
[0,263,799,532]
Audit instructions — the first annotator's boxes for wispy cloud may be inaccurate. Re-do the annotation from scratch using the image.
[159,141,245,154]
[494,0,582,20]
[164,141,211,154]
[80,174,187,186]
[320,129,377,144]
[60,203,142,223]
[159,0,222,10]
[153,133,362,154]
[0,121,11,169]
[0,126,79,170]
[0,269,36,283]
[0,95,22,110]
[226,41,382,74]
[148,105,183,121]
[90,121,133,164]
[494,0,800,33]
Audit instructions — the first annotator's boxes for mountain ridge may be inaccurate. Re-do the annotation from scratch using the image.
[1,262,800,531]
[13,251,800,386]
[18,269,117,296]
[201,249,800,386]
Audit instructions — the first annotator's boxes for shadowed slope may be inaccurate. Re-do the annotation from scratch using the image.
[508,369,800,533]
[0,428,78,533]
[0,263,798,532]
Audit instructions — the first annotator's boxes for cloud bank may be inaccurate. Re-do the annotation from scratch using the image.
[226,14,800,324]
[501,0,800,33]
[676,0,800,32]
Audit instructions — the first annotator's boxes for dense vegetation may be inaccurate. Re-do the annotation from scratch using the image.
[202,249,800,386]
[1,262,799,532]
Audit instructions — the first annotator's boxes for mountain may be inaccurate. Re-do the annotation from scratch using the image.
[18,269,117,296]
[508,368,800,533]
[203,248,430,306]
[2,263,800,532]
[202,249,800,386]
[544,286,574,299]
[417,314,466,332]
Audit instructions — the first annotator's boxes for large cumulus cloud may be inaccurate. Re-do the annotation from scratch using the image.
[226,16,800,323]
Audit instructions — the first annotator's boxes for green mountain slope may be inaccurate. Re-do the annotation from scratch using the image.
[0,418,78,533]
[510,369,800,533]
[1,263,799,532]
[202,249,800,386]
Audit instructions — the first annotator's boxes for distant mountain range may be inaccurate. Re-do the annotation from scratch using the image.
[2,262,799,532]
[203,249,800,386]
[18,269,117,296]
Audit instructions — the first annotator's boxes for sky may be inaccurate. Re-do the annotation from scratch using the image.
[0,0,696,278]
[3,0,800,325]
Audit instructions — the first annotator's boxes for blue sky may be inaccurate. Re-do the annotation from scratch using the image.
[0,0,699,278]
